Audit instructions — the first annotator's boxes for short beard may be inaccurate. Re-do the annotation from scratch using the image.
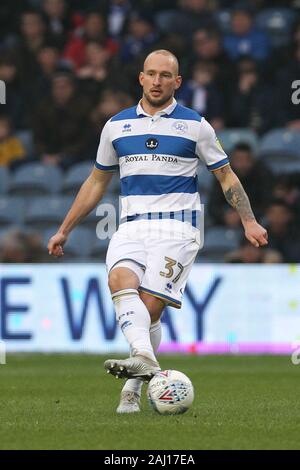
[143,91,173,108]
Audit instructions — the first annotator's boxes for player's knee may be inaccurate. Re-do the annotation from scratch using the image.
[108,267,139,293]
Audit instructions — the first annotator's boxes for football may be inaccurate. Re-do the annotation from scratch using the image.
[147,370,194,415]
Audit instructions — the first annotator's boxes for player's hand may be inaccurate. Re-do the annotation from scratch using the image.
[48,232,67,257]
[244,220,268,248]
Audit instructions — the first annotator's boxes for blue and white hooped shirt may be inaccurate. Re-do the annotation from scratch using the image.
[95,99,229,222]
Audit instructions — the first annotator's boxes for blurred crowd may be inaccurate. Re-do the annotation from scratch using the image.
[0,0,300,263]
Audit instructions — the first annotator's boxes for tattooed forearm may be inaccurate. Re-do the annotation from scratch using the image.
[224,181,255,223]
[213,165,256,224]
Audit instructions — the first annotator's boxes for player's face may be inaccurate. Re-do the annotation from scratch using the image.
[139,54,182,108]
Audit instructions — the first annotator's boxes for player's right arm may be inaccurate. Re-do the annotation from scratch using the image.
[48,167,113,257]
[48,119,118,257]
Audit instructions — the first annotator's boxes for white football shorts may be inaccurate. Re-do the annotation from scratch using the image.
[106,219,200,308]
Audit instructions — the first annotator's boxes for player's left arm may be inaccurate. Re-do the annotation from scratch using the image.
[212,164,268,247]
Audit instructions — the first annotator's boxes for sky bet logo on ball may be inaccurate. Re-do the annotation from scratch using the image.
[145,137,159,150]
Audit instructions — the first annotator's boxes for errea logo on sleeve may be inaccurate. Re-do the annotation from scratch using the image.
[122,123,132,132]
[0,80,6,104]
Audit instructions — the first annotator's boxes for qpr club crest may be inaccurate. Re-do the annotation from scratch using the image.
[145,137,159,149]
[172,120,188,134]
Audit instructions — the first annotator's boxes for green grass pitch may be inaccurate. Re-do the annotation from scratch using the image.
[0,354,299,450]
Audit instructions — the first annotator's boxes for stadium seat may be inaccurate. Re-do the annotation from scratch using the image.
[24,195,73,230]
[196,253,218,263]
[0,196,26,226]
[63,161,120,197]
[64,226,96,259]
[106,173,121,195]
[0,167,10,194]
[24,193,120,233]
[200,226,240,260]
[258,129,300,159]
[216,129,259,155]
[15,130,35,156]
[199,192,208,207]
[9,163,63,195]
[89,236,110,261]
[263,160,300,175]
[256,8,295,47]
[62,161,94,195]
[197,166,214,194]
[75,194,119,230]
[42,226,95,260]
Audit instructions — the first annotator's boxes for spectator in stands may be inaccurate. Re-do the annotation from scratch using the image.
[275,20,300,129]
[264,199,300,262]
[0,0,25,45]
[41,0,81,49]
[0,230,29,263]
[186,28,231,86]
[76,41,112,100]
[155,0,216,39]
[91,88,134,128]
[224,5,271,62]
[176,60,224,129]
[272,176,300,224]
[106,0,132,38]
[0,115,25,167]
[37,42,62,77]
[208,142,273,227]
[225,238,283,263]
[90,88,134,153]
[14,10,50,81]
[0,228,47,263]
[63,10,118,70]
[226,56,275,133]
[0,52,26,129]
[26,42,67,110]
[13,10,61,127]
[119,11,159,63]
[33,71,93,168]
